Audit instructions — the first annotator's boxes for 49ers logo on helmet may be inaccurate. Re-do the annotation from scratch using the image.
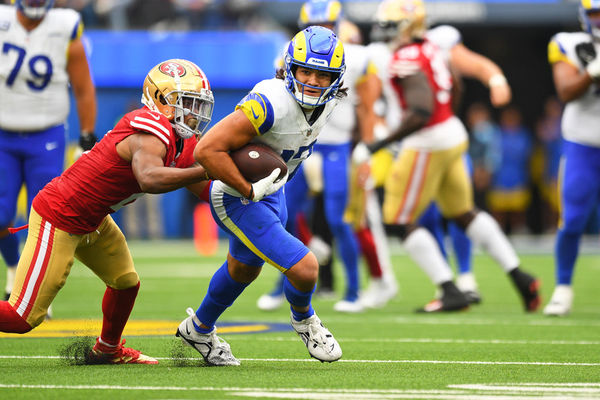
[159,62,186,78]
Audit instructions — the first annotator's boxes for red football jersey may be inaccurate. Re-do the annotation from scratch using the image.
[33,107,197,234]
[389,39,453,127]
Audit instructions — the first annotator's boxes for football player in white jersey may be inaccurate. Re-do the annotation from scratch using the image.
[257,0,397,313]
[353,0,540,313]
[0,0,96,303]
[543,0,600,316]
[176,26,346,365]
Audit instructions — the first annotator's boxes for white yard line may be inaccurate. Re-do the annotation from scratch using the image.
[1,383,600,400]
[253,337,600,345]
[0,355,598,366]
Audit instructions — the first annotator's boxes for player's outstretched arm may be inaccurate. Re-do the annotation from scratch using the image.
[355,71,382,144]
[194,109,257,199]
[67,37,97,147]
[119,133,210,194]
[449,43,511,107]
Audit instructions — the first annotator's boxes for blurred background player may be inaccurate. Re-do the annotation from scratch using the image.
[177,26,345,365]
[543,0,600,316]
[0,58,214,365]
[353,0,540,313]
[366,0,514,305]
[257,0,396,313]
[0,0,97,304]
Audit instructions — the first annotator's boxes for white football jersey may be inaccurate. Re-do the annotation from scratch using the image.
[548,31,600,148]
[318,43,371,145]
[214,78,338,197]
[0,5,81,131]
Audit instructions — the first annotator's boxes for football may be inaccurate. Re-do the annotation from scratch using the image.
[230,143,288,183]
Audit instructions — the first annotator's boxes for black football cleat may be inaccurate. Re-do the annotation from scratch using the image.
[416,282,470,313]
[510,268,541,312]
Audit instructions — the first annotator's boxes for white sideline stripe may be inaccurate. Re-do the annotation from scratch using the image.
[254,337,600,345]
[0,355,598,366]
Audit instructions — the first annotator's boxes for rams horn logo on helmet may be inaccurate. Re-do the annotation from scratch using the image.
[159,62,186,78]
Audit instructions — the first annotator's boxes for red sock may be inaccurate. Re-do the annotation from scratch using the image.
[0,301,32,333]
[100,282,140,346]
[355,227,383,278]
[295,212,313,245]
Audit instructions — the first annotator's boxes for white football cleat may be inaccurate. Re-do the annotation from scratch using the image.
[333,299,364,313]
[543,285,573,316]
[291,313,342,362]
[359,278,398,309]
[175,308,240,366]
[257,293,285,311]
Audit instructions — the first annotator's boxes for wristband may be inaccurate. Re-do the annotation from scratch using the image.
[488,74,507,87]
[488,74,508,87]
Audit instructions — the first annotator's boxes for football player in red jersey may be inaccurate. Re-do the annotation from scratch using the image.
[0,59,214,364]
[352,0,540,313]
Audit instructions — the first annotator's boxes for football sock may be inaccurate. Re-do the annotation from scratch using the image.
[448,221,472,274]
[0,301,31,333]
[269,275,285,297]
[5,266,16,295]
[0,233,20,268]
[465,212,519,272]
[327,213,360,301]
[100,282,140,346]
[555,228,580,285]
[355,227,383,278]
[404,227,453,285]
[418,205,449,259]
[364,192,395,281]
[283,276,315,310]
[290,304,315,322]
[194,262,248,332]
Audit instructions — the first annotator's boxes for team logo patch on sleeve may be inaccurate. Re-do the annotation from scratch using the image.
[235,92,274,135]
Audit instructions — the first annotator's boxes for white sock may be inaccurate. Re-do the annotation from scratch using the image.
[404,227,453,285]
[465,212,520,272]
[5,266,16,294]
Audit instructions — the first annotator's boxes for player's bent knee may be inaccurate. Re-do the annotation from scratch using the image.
[0,301,33,334]
[113,272,140,290]
[286,252,318,291]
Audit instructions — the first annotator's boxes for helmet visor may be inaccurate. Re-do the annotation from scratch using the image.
[178,89,214,135]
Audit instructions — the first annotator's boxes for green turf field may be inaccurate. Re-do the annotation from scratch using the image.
[1,239,599,399]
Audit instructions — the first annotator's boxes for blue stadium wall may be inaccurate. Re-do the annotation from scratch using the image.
[66,30,287,238]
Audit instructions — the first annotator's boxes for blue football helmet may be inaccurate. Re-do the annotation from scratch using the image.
[284,26,345,109]
[298,0,343,31]
[14,0,55,20]
[580,0,600,39]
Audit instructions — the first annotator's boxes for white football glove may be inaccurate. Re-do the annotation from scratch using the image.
[352,142,372,165]
[250,168,287,202]
[587,57,600,80]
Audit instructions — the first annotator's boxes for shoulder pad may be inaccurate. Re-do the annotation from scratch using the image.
[236,92,275,135]
[129,110,173,145]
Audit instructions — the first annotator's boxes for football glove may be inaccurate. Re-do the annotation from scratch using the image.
[575,42,596,67]
[79,132,98,151]
[587,56,600,80]
[249,168,287,202]
[351,142,372,165]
